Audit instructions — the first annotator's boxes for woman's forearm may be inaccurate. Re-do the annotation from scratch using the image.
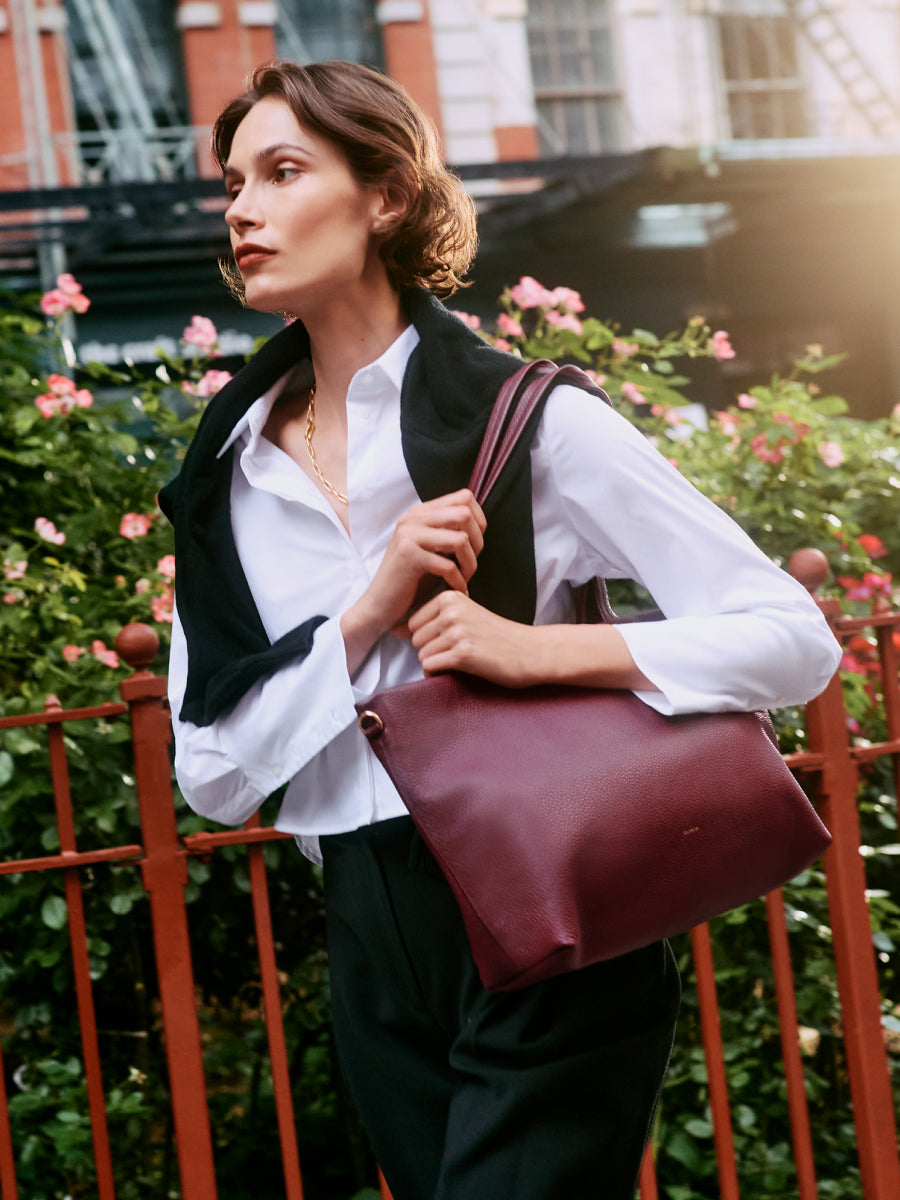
[524,621,659,691]
[406,590,659,691]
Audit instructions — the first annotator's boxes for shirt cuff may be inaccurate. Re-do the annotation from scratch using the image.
[212,616,360,794]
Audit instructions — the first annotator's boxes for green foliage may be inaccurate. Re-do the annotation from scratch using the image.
[8,1056,149,1200]
[1,277,899,1197]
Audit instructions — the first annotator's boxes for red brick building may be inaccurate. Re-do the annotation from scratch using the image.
[2,1,899,413]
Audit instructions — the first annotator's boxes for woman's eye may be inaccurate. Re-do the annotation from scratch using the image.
[273,164,299,184]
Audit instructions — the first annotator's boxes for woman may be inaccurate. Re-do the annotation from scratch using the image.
[161,60,840,1200]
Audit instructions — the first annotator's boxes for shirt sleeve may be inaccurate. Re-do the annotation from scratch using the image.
[534,384,842,716]
[168,600,362,824]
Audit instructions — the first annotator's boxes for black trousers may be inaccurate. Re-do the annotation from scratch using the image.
[321,817,680,1200]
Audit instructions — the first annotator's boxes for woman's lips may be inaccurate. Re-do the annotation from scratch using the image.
[236,246,275,268]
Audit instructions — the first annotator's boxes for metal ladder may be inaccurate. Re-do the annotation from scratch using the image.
[784,0,900,136]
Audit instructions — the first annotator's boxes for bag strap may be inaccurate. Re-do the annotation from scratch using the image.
[468,358,661,627]
[469,359,610,503]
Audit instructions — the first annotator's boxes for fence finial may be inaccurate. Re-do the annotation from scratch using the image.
[115,623,160,670]
[787,548,829,594]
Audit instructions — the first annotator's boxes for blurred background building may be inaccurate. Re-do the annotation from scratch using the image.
[1,0,899,411]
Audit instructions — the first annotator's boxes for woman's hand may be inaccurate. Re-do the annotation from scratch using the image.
[406,590,661,692]
[341,489,486,673]
[405,591,541,687]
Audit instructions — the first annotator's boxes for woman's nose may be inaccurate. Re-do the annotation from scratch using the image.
[226,188,262,231]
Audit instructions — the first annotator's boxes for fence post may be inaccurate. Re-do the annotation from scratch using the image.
[116,623,218,1199]
[802,597,900,1200]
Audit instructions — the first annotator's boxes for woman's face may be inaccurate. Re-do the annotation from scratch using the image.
[223,96,390,314]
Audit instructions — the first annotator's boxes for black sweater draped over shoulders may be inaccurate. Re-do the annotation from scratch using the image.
[159,288,552,726]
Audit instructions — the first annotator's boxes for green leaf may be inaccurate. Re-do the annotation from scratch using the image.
[12,406,40,436]
[683,1117,714,1138]
[109,894,133,915]
[0,751,13,787]
[40,826,60,851]
[666,1128,704,1170]
[813,395,849,416]
[41,895,68,930]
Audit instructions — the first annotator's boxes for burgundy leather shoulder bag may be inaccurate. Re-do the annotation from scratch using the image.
[357,360,832,991]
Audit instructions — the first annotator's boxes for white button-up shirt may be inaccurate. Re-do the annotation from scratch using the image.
[169,324,840,862]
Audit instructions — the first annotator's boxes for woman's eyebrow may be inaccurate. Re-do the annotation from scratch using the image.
[223,141,311,180]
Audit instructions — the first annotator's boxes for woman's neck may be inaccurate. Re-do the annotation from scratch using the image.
[300,279,408,406]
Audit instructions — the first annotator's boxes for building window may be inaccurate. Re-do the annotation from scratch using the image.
[526,0,621,157]
[275,0,383,69]
[718,15,807,139]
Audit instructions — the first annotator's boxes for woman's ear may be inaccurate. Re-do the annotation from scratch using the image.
[371,172,410,236]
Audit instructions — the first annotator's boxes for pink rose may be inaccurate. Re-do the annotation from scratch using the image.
[34,375,92,416]
[34,517,65,545]
[56,274,83,298]
[545,309,583,334]
[621,381,646,405]
[134,578,151,594]
[47,374,75,395]
[584,369,607,386]
[35,393,61,418]
[818,441,845,468]
[40,290,69,317]
[710,330,736,360]
[715,411,739,437]
[496,313,524,338]
[750,433,785,465]
[151,586,175,624]
[3,592,22,605]
[737,393,757,409]
[508,276,554,310]
[651,405,682,427]
[40,275,90,316]
[492,338,511,352]
[612,338,638,358]
[119,512,152,539]
[838,571,891,602]
[183,315,220,355]
[548,286,585,314]
[157,555,176,580]
[773,412,810,443]
[182,369,233,399]
[62,644,83,663]
[91,639,120,669]
[2,560,26,581]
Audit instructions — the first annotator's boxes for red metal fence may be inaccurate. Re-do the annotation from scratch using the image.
[1,581,898,1199]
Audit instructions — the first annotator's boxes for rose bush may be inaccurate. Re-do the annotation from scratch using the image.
[1,275,898,1198]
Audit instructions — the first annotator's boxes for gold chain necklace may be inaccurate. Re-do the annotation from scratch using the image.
[304,386,348,504]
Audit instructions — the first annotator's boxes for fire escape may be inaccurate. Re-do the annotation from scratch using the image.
[783,0,900,137]
[36,0,317,185]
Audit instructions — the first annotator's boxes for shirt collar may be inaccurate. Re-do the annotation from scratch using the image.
[216,322,420,459]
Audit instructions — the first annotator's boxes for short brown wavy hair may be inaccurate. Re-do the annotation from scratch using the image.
[213,60,477,300]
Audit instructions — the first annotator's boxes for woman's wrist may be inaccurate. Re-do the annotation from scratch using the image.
[529,623,659,692]
[340,597,386,676]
